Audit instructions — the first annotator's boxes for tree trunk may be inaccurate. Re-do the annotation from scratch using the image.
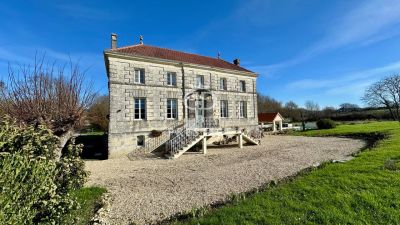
[55,129,75,160]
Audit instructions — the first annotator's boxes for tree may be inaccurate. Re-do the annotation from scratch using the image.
[282,101,300,121]
[362,74,400,121]
[257,93,282,113]
[339,103,360,113]
[0,56,97,158]
[305,100,320,120]
[322,106,336,118]
[87,95,109,131]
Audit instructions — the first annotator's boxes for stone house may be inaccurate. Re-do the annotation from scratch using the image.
[104,34,260,158]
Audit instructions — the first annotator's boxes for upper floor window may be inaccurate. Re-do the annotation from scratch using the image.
[220,100,228,118]
[196,75,204,88]
[167,72,177,86]
[239,101,247,118]
[134,69,145,84]
[167,99,178,119]
[220,78,227,90]
[239,80,246,92]
[134,98,146,120]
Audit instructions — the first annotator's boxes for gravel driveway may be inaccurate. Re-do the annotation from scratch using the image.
[85,135,365,225]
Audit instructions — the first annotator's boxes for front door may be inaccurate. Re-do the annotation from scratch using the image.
[195,99,204,127]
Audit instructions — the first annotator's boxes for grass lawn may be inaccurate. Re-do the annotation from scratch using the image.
[173,121,400,224]
[69,187,107,225]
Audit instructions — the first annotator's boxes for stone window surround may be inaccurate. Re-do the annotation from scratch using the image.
[134,68,145,84]
[134,98,146,120]
[137,135,145,147]
[196,75,205,88]
[166,72,177,86]
[220,78,227,90]
[239,80,246,92]
[166,98,178,119]
[239,101,247,118]
[220,100,228,118]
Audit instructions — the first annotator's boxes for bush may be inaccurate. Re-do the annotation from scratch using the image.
[316,119,337,129]
[0,118,88,224]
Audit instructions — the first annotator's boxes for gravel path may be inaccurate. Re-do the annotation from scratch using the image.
[85,135,365,225]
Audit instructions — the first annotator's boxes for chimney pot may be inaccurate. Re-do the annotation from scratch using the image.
[233,58,240,66]
[111,33,117,49]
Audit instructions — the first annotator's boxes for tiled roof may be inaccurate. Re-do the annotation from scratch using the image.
[108,44,254,73]
[258,112,283,122]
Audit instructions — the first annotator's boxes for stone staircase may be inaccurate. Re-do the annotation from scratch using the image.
[165,127,204,159]
[128,122,183,159]
[242,127,263,145]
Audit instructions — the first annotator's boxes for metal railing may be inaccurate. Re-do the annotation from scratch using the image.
[185,118,219,129]
[166,128,200,155]
[243,126,263,141]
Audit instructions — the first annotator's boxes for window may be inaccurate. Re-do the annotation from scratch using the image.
[134,69,145,84]
[137,135,145,147]
[239,80,246,92]
[167,72,177,86]
[220,78,227,90]
[134,98,146,120]
[220,100,228,118]
[196,75,204,88]
[239,101,247,118]
[167,99,178,119]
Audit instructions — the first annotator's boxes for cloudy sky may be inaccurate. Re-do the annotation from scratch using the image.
[1,0,400,107]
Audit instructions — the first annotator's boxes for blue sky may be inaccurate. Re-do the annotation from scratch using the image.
[1,0,400,108]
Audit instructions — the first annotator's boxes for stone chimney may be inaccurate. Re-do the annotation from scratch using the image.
[233,58,240,66]
[111,33,117,49]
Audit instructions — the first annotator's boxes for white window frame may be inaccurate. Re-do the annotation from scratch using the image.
[134,98,146,120]
[134,69,145,84]
[239,101,247,118]
[166,99,178,119]
[239,80,246,92]
[196,75,204,88]
[167,72,177,86]
[220,78,227,90]
[220,100,228,118]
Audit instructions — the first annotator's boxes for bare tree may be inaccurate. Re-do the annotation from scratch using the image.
[339,103,360,113]
[0,56,97,157]
[305,100,320,120]
[87,95,109,131]
[362,74,400,121]
[283,100,300,121]
[257,93,282,113]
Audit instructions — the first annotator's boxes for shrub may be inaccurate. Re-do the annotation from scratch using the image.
[0,118,88,224]
[150,130,162,137]
[316,119,337,129]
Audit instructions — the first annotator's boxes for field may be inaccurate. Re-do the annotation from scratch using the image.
[173,121,400,224]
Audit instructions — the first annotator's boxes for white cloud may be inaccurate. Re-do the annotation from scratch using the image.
[286,60,400,96]
[261,0,400,71]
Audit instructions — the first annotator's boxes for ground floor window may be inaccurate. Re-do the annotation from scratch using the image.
[137,135,145,147]
[220,100,228,118]
[167,99,178,119]
[134,98,146,120]
[239,101,247,118]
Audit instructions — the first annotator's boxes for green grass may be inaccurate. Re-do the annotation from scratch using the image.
[69,187,107,225]
[173,121,400,225]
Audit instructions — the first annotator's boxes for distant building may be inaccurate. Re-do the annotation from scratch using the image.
[258,112,284,132]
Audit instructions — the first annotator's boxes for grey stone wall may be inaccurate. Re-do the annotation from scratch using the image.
[107,55,258,158]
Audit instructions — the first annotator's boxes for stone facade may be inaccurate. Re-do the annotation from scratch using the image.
[105,52,258,158]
